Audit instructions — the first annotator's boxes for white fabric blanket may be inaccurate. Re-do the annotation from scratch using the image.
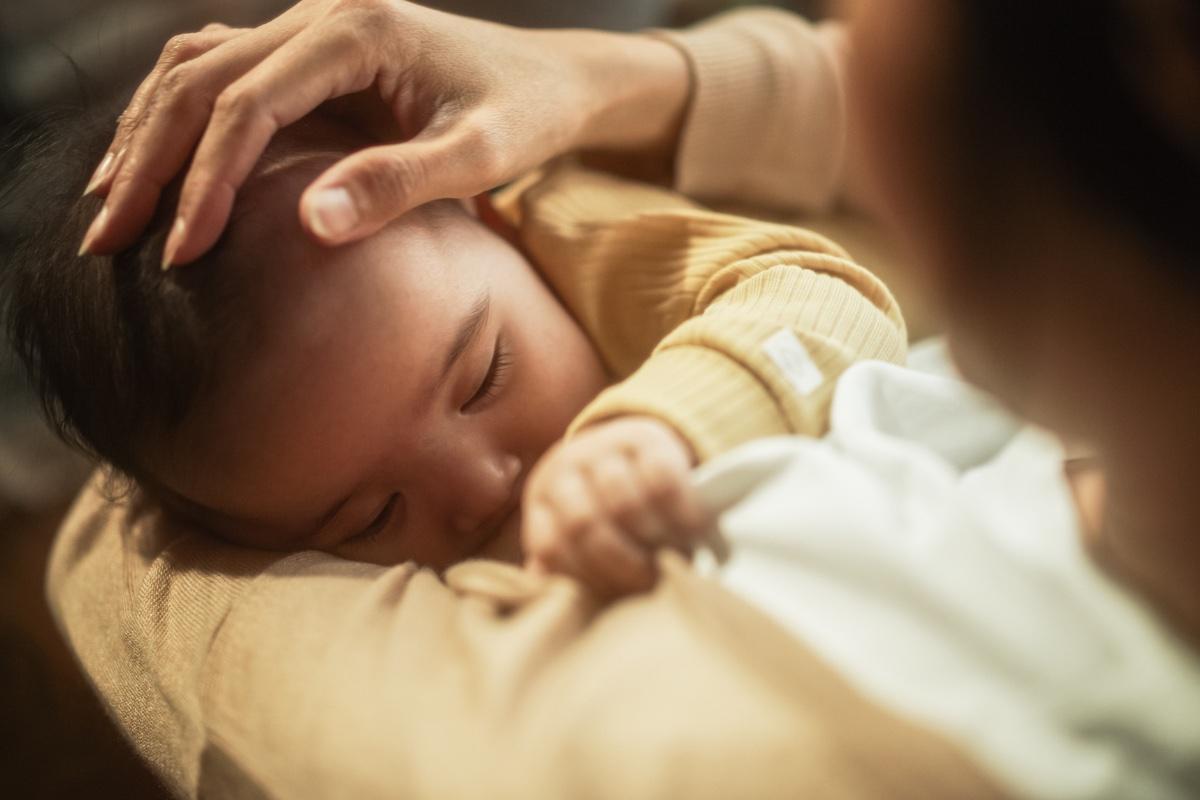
[691,341,1200,800]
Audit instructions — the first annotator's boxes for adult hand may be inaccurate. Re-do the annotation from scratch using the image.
[79,0,690,267]
[521,416,712,598]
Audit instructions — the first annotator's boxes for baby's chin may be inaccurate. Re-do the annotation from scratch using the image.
[475,510,524,565]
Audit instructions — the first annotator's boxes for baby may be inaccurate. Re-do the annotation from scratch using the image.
[6,112,904,595]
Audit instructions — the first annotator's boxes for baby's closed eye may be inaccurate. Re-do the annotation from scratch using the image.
[463,335,512,412]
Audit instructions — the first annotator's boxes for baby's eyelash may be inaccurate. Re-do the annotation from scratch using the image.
[351,493,399,544]
[465,338,511,411]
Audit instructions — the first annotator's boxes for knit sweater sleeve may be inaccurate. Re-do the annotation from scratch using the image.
[651,7,853,214]
[507,164,906,462]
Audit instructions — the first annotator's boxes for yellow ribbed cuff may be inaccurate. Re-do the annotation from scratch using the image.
[568,344,790,463]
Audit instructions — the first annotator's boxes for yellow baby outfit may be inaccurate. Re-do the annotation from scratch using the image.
[499,163,905,461]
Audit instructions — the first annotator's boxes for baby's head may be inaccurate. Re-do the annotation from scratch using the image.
[5,113,607,566]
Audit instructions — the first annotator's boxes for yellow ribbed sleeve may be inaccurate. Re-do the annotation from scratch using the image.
[500,164,906,462]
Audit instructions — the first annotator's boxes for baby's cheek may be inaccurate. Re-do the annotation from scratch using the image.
[477,510,524,564]
[543,332,609,427]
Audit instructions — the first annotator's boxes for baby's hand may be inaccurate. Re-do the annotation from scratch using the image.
[521,416,712,596]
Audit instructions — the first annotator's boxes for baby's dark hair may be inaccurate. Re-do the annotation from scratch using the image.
[2,110,261,488]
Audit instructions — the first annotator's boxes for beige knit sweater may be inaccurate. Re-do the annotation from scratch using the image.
[47,8,1004,799]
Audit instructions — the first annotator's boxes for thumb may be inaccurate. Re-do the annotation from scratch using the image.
[299,135,494,245]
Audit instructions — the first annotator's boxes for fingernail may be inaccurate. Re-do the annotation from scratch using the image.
[307,187,357,240]
[83,152,115,196]
[162,217,186,270]
[78,205,108,256]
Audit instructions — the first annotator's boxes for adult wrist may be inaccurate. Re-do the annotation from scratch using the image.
[538,28,691,159]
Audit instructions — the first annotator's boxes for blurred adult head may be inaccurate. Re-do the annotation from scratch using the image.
[847,0,1200,473]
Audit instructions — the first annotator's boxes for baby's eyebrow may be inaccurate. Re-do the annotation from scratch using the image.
[437,290,491,389]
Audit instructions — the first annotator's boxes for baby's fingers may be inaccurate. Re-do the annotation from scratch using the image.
[633,447,712,547]
[576,519,655,596]
[524,469,652,596]
[523,468,589,559]
[523,502,588,579]
[589,454,672,547]
[523,470,611,587]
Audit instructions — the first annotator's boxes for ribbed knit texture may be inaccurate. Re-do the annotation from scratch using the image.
[500,163,906,461]
[651,9,849,212]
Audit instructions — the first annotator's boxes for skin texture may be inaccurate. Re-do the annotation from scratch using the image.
[522,416,711,596]
[156,151,613,568]
[153,143,708,588]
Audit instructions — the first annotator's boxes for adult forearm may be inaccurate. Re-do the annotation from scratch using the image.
[547,29,691,162]
[647,8,869,214]
[549,10,879,215]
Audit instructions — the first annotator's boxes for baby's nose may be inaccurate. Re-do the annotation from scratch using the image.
[450,454,522,536]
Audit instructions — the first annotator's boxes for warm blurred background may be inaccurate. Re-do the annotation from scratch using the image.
[0,2,848,797]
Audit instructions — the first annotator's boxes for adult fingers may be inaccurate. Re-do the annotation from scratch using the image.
[85,26,246,198]
[296,125,504,247]
[81,18,303,256]
[163,20,392,266]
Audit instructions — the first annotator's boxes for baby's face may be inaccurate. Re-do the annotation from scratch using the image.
[153,157,608,567]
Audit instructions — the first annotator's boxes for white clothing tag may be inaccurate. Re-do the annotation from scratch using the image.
[762,328,824,396]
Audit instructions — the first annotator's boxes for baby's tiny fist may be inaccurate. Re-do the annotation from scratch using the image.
[521,416,711,597]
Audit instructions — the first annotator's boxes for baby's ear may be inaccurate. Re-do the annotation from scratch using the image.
[472,193,522,250]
